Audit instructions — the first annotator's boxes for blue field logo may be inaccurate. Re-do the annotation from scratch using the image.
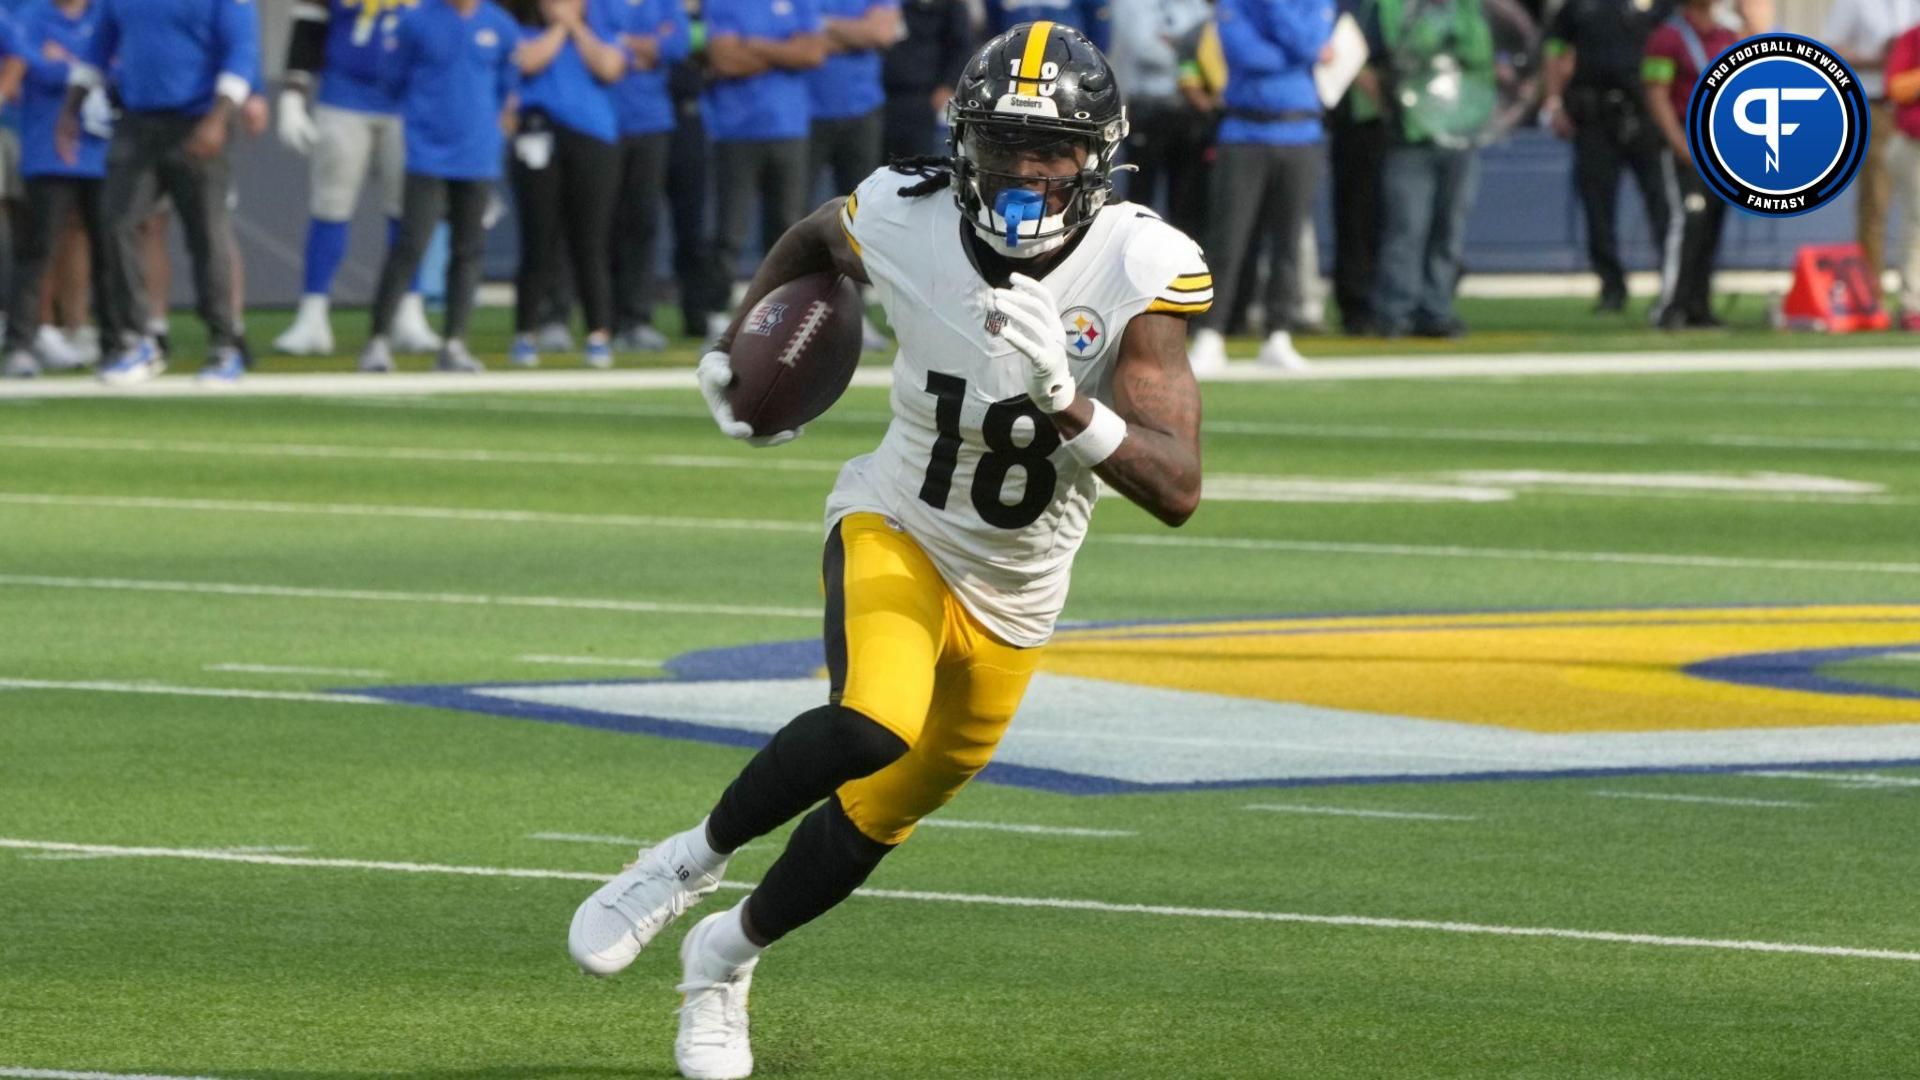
[1689,34,1868,216]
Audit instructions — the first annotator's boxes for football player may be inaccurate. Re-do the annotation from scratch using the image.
[275,0,443,356]
[567,23,1209,1080]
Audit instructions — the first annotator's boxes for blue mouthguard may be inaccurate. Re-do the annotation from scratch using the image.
[995,189,1045,248]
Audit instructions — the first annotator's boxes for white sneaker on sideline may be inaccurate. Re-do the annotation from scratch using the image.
[1256,330,1311,372]
[392,293,444,353]
[568,833,727,977]
[5,348,41,379]
[704,312,733,344]
[675,912,756,1080]
[534,321,574,354]
[1187,328,1228,375]
[273,295,335,356]
[33,326,87,370]
[358,336,395,374]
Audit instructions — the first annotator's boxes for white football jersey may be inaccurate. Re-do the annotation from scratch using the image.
[824,167,1213,648]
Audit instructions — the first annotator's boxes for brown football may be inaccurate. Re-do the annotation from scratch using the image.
[725,272,867,436]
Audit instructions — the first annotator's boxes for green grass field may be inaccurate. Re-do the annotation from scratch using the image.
[4,357,1920,1079]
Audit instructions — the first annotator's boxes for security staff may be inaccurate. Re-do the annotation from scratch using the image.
[609,0,689,352]
[60,0,262,385]
[703,0,825,335]
[879,0,971,161]
[1542,0,1677,314]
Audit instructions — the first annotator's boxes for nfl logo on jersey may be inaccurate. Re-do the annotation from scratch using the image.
[744,302,788,337]
[984,309,1010,337]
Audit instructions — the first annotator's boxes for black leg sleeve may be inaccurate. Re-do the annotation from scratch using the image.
[706,703,907,855]
[743,794,895,944]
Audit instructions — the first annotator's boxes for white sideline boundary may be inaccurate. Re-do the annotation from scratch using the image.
[1,347,1916,399]
[0,1069,240,1080]
[4,837,1918,963]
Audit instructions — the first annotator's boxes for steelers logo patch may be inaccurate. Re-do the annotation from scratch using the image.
[1060,306,1107,360]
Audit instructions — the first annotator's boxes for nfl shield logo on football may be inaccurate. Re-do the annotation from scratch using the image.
[744,301,788,337]
[1061,306,1108,359]
[984,309,1010,336]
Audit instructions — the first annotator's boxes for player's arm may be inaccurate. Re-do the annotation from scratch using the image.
[278,2,329,152]
[712,197,869,353]
[1055,313,1202,527]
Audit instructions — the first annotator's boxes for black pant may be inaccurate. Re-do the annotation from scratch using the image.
[1124,98,1212,245]
[1201,142,1322,336]
[882,91,940,162]
[1575,120,1669,301]
[1330,113,1387,331]
[5,176,112,355]
[611,131,672,334]
[372,174,489,341]
[810,109,883,198]
[102,111,238,349]
[1657,154,1726,323]
[511,122,621,335]
[713,138,809,291]
[667,107,726,334]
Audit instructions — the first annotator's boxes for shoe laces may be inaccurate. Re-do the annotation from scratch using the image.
[676,969,751,1048]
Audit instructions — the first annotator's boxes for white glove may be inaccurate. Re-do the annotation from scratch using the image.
[277,90,319,155]
[696,350,803,448]
[991,272,1076,414]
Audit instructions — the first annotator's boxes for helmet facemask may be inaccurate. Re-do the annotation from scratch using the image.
[951,112,1125,259]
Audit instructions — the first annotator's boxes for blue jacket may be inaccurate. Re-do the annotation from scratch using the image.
[611,0,690,136]
[384,0,519,180]
[703,0,822,143]
[516,0,622,143]
[987,0,1108,54]
[807,0,894,121]
[86,0,261,116]
[12,0,108,177]
[1216,0,1333,146]
[317,0,420,115]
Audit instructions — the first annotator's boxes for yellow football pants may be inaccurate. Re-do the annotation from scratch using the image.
[826,513,1041,846]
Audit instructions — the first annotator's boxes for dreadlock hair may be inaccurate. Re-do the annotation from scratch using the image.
[890,156,954,198]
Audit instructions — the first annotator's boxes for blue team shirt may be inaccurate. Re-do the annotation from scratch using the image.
[703,0,821,143]
[988,0,1108,54]
[611,0,689,136]
[516,0,620,143]
[86,0,261,116]
[12,0,108,177]
[384,0,518,179]
[1215,0,1332,147]
[0,9,21,131]
[318,0,420,114]
[806,0,892,121]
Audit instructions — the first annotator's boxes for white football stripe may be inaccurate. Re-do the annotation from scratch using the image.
[3,837,1915,963]
[1744,770,1920,788]
[0,679,384,705]
[0,1069,242,1080]
[1590,791,1814,809]
[1245,803,1477,822]
[516,654,667,668]
[205,663,389,678]
[915,819,1136,837]
[0,434,843,474]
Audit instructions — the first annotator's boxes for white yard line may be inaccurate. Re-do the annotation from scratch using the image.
[205,663,389,678]
[0,574,819,620]
[0,679,384,705]
[915,819,1136,838]
[516,654,666,669]
[8,494,1919,577]
[526,832,650,847]
[1743,770,1920,789]
[1590,791,1814,809]
[1245,803,1478,822]
[26,845,310,863]
[0,1060,243,1068]
[4,837,1916,963]
[1205,420,1920,454]
[0,435,843,474]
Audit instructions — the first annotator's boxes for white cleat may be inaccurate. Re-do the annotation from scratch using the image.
[33,325,88,370]
[534,321,574,354]
[675,912,756,1080]
[1187,328,1228,376]
[4,348,41,379]
[569,834,727,977]
[1256,330,1311,373]
[274,295,336,356]
[358,337,395,374]
[392,293,444,354]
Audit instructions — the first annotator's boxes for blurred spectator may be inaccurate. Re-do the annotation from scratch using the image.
[609,0,689,352]
[62,0,262,385]
[2,0,111,380]
[1328,0,1386,336]
[506,0,627,370]
[1883,17,1920,329]
[665,1,730,338]
[703,0,825,340]
[1642,0,1735,331]
[1541,0,1675,314]
[984,0,1107,54]
[274,0,444,360]
[882,0,972,161]
[360,0,520,373]
[1108,0,1212,244]
[1824,0,1920,286]
[1188,0,1334,374]
[0,6,20,337]
[1363,0,1497,339]
[809,0,897,195]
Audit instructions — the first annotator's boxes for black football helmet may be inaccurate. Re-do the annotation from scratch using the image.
[946,22,1128,258]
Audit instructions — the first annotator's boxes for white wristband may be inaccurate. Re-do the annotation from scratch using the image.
[1063,398,1128,468]
[216,72,253,107]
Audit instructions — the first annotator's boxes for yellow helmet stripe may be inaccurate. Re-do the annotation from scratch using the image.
[1016,21,1055,95]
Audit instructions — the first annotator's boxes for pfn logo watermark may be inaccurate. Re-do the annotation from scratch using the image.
[1689,33,1868,217]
